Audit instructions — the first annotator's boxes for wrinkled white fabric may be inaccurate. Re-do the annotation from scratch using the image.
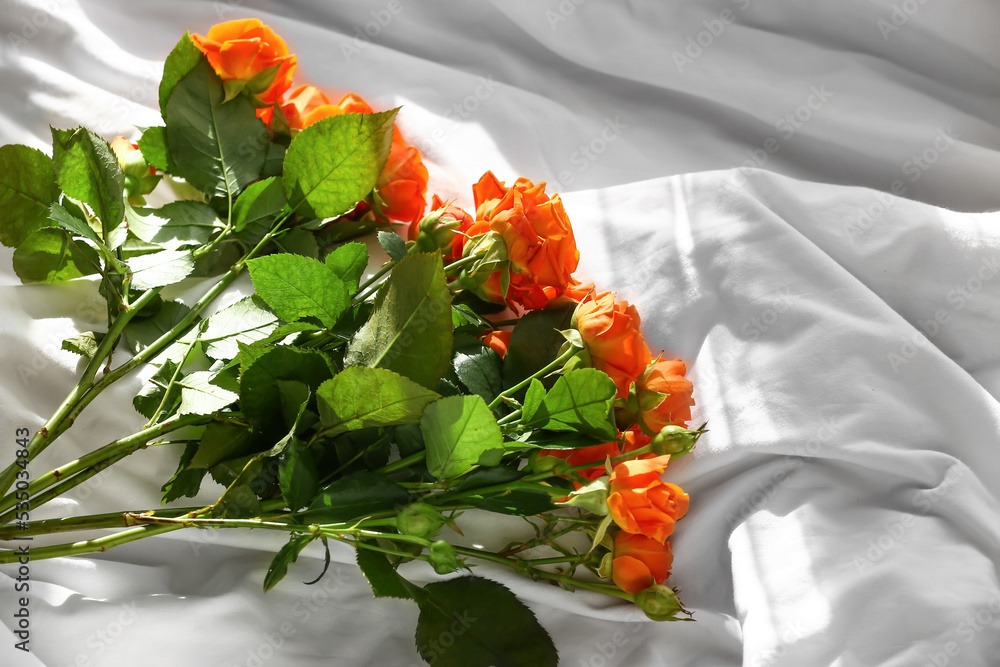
[1,1,999,666]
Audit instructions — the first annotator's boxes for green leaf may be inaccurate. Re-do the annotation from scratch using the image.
[345,253,452,389]
[527,368,618,440]
[0,145,57,248]
[283,109,397,218]
[200,295,278,360]
[415,576,558,667]
[247,254,350,328]
[520,379,546,424]
[316,367,439,435]
[159,32,202,119]
[13,228,100,283]
[189,421,256,470]
[378,230,406,262]
[264,535,313,593]
[212,459,264,519]
[279,436,319,511]
[232,177,286,232]
[50,127,125,237]
[137,126,174,173]
[165,58,268,198]
[61,331,105,361]
[453,466,556,514]
[133,360,181,419]
[453,345,503,404]
[466,490,557,516]
[502,303,575,390]
[48,202,101,246]
[276,227,320,259]
[325,242,368,295]
[421,395,504,480]
[356,548,418,600]
[161,441,207,503]
[239,346,334,427]
[126,201,220,249]
[177,370,239,415]
[304,471,409,523]
[123,300,192,353]
[125,249,195,289]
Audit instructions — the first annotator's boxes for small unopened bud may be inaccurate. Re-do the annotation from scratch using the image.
[634,585,685,621]
[413,208,463,253]
[529,450,573,476]
[559,477,609,516]
[427,540,460,574]
[650,425,700,458]
[397,503,447,540]
[597,552,614,579]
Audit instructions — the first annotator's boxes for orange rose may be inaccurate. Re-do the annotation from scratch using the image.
[611,532,673,594]
[190,19,296,107]
[281,85,331,131]
[409,195,474,260]
[636,359,695,434]
[607,455,688,543]
[481,330,512,358]
[574,291,651,396]
[463,172,579,310]
[541,429,652,483]
[301,93,428,224]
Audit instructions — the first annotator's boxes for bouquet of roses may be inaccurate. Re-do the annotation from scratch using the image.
[0,19,701,666]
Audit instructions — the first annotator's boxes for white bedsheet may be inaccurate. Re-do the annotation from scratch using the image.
[1,1,999,665]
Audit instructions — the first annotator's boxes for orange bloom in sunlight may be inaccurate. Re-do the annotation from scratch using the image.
[465,172,579,310]
[408,195,475,261]
[481,330,512,358]
[300,93,428,224]
[607,455,688,544]
[191,19,296,105]
[574,291,651,396]
[281,85,331,130]
[637,358,695,434]
[611,532,673,594]
[541,429,652,484]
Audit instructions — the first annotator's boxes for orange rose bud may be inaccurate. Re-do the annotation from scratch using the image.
[611,532,673,594]
[636,358,695,435]
[301,93,428,224]
[541,441,619,483]
[410,195,474,261]
[463,172,579,310]
[281,85,331,131]
[190,19,296,105]
[481,330,512,358]
[574,291,652,396]
[607,455,688,543]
